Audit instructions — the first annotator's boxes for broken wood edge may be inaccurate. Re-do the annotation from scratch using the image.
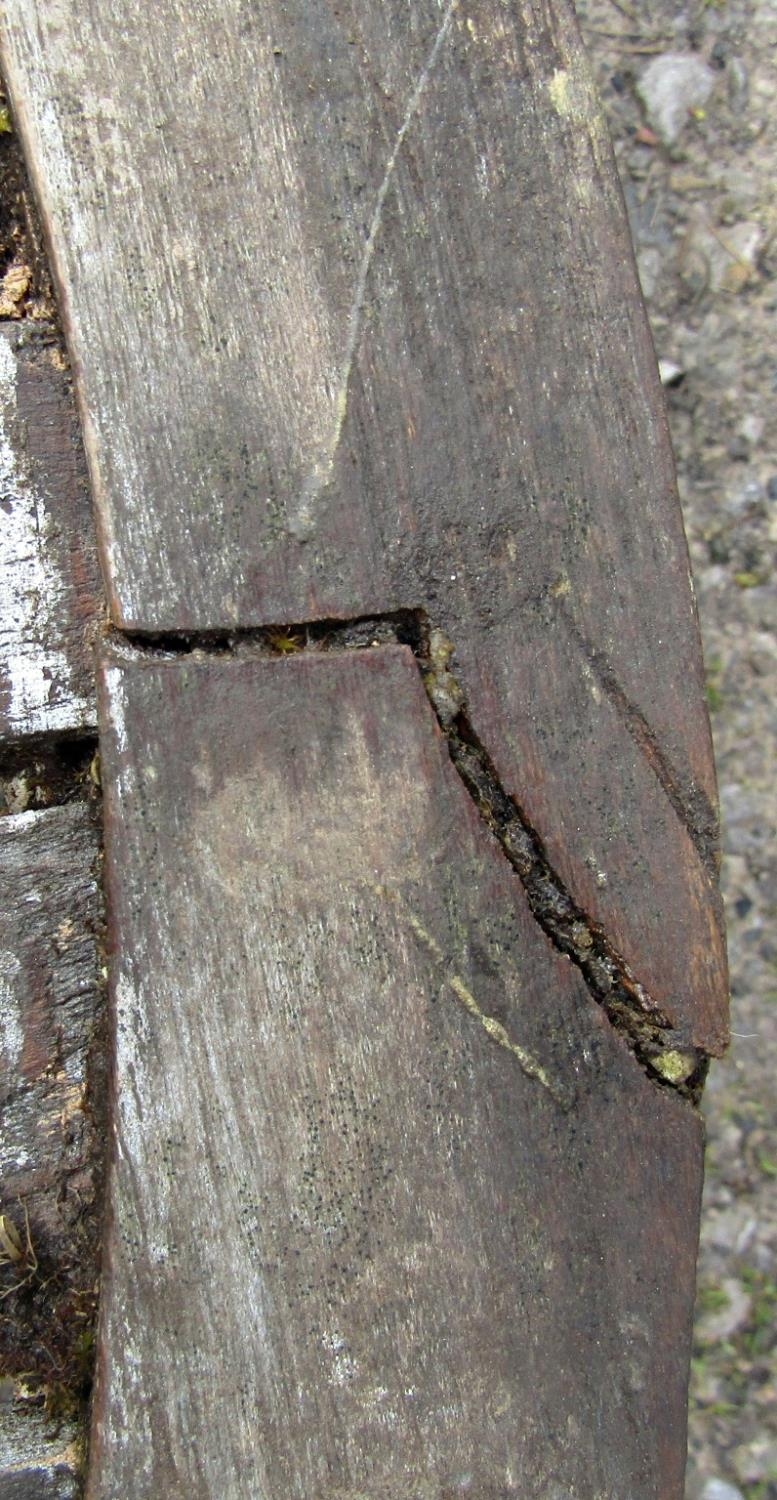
[100,620,723,1097]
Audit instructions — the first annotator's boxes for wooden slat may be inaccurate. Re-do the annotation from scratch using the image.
[0,802,104,1496]
[0,1403,81,1500]
[92,642,703,1499]
[0,0,727,1052]
[0,324,100,742]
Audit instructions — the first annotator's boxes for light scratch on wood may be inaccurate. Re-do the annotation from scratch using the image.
[291,0,458,535]
[375,885,569,1107]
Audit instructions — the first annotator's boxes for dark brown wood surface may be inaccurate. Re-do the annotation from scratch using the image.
[0,0,727,1054]
[0,323,100,743]
[0,802,104,1497]
[94,642,703,1499]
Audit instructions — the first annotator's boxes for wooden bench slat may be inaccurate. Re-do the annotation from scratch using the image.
[91,643,703,1499]
[0,802,104,1495]
[0,0,727,1051]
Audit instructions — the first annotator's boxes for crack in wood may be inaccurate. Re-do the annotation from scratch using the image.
[556,601,720,880]
[428,676,708,1102]
[110,611,709,1101]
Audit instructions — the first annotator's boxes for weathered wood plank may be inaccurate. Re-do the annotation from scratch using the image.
[92,642,703,1499]
[0,324,100,742]
[0,802,104,1495]
[0,0,727,1052]
[0,1402,81,1500]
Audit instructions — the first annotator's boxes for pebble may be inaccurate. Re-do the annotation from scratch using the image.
[636,53,716,144]
[637,246,662,301]
[700,1481,745,1500]
[695,1278,752,1344]
[739,413,764,445]
[658,358,685,387]
[727,435,750,461]
[732,1437,777,1484]
[727,56,750,115]
[682,219,764,294]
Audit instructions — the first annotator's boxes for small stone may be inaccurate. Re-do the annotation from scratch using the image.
[696,1278,752,1343]
[740,413,764,445]
[700,1481,745,1500]
[637,246,662,301]
[726,56,749,115]
[718,222,764,292]
[658,358,685,387]
[636,53,716,145]
[732,1437,777,1485]
[766,475,777,502]
[682,219,764,295]
[726,435,749,461]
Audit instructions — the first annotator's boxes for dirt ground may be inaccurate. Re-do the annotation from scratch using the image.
[576,2,777,1495]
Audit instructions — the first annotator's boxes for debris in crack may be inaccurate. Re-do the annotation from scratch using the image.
[0,734,99,816]
[114,609,424,660]
[418,652,708,1103]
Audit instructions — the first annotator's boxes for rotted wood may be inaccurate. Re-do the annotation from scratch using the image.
[94,643,703,1500]
[0,802,104,1498]
[0,323,100,744]
[0,0,727,1052]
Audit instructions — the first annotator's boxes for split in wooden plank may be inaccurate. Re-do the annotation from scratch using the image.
[91,641,703,1500]
[0,802,105,1490]
[0,0,727,1053]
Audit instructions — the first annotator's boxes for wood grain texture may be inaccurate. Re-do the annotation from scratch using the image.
[0,1404,81,1500]
[92,642,703,1500]
[0,324,100,743]
[0,803,103,1497]
[0,0,727,1052]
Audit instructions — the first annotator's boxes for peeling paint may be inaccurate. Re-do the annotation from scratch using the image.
[0,335,92,736]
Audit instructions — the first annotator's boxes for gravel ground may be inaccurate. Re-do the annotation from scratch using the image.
[576,2,777,1495]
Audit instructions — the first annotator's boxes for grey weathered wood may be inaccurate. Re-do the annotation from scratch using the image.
[0,0,727,1052]
[0,1403,81,1499]
[92,642,703,1499]
[0,802,103,1497]
[0,324,100,742]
